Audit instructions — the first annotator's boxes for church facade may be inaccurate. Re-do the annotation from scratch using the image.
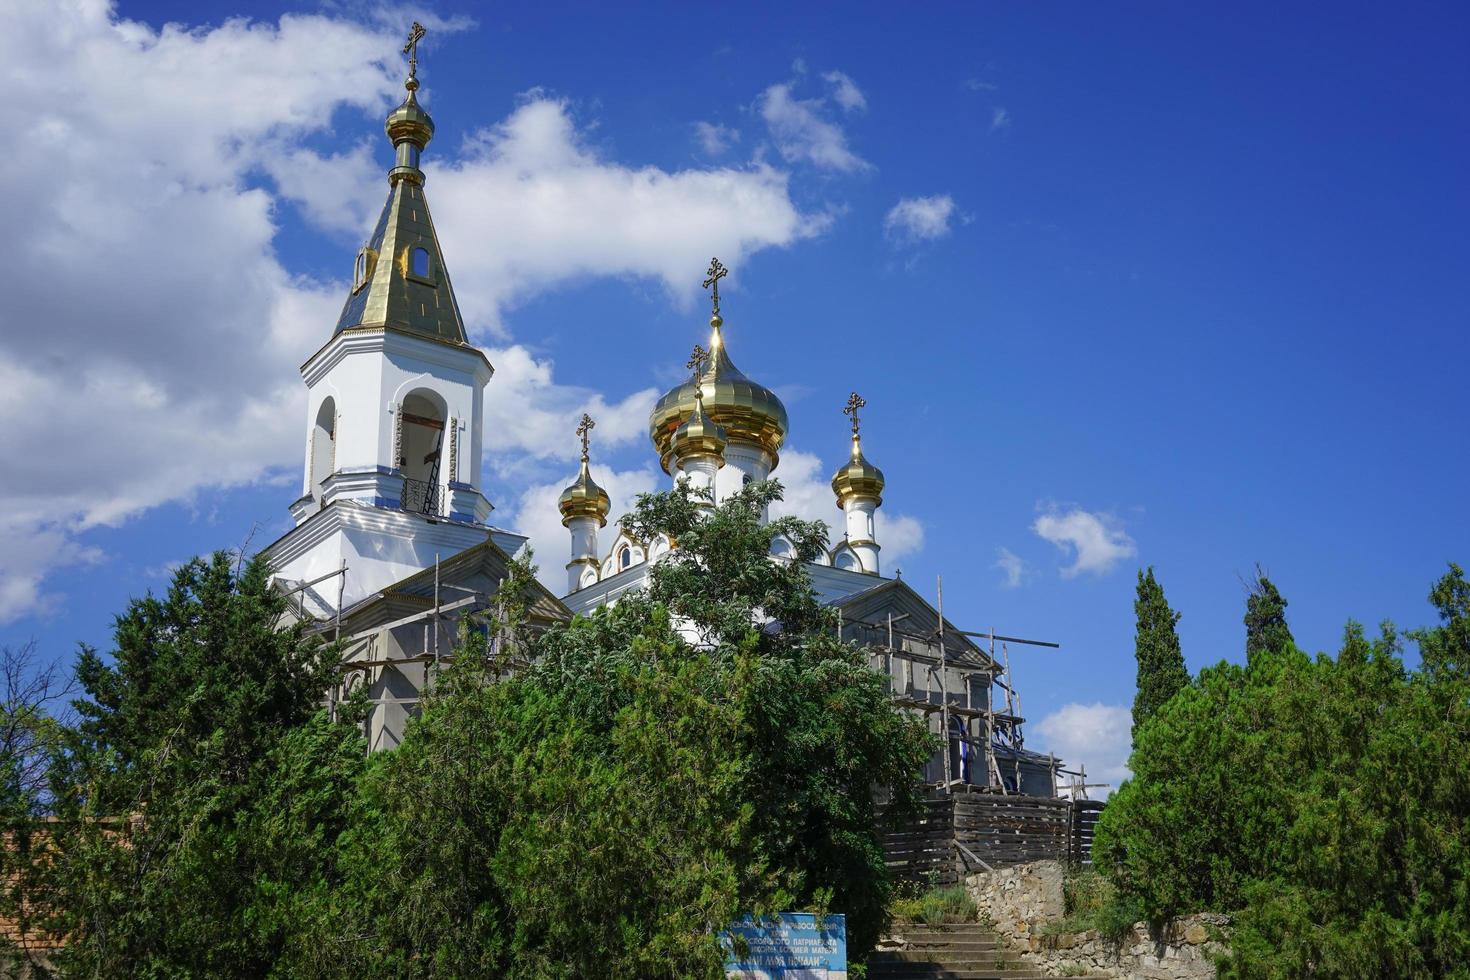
[263,32,1060,798]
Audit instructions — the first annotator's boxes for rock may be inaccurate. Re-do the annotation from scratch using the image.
[1184,923,1209,944]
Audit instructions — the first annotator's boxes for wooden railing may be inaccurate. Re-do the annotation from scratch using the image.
[1069,800,1105,867]
[882,794,1106,884]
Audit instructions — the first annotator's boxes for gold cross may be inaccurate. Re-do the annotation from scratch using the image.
[702,257,728,318]
[686,344,710,379]
[843,391,867,436]
[576,413,594,462]
[403,22,427,79]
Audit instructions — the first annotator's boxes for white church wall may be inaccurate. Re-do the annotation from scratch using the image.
[714,441,772,504]
[562,562,651,617]
[269,502,492,613]
[299,328,492,520]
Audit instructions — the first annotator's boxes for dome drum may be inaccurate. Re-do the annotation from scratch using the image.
[661,406,728,475]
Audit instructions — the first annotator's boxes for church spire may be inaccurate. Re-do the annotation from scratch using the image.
[386,21,434,186]
[559,414,612,594]
[333,22,466,344]
[831,391,886,575]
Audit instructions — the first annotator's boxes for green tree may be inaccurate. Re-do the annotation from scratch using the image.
[1244,569,1294,662]
[1095,564,1470,978]
[40,553,366,977]
[313,481,932,977]
[623,480,934,952]
[1131,567,1189,738]
[0,641,75,965]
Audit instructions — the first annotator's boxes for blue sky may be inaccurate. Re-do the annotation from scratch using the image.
[3,1,1466,786]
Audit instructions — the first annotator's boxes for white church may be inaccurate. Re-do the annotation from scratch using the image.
[263,33,1062,798]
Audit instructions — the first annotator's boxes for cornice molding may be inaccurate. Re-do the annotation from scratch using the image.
[301,326,493,385]
[264,500,490,569]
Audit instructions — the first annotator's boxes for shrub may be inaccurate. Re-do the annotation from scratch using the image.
[921,886,977,925]
[1095,565,1470,976]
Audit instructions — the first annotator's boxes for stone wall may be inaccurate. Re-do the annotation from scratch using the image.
[964,859,1065,942]
[962,860,1229,980]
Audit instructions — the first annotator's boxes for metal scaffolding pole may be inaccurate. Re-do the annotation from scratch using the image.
[938,575,950,792]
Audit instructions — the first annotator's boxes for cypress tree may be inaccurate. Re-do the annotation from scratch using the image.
[1132,566,1189,737]
[1245,568,1294,662]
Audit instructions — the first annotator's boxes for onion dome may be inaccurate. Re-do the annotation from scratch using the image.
[831,437,885,506]
[385,79,435,155]
[831,392,885,506]
[661,385,728,475]
[559,414,611,527]
[649,312,788,466]
[650,259,787,466]
[558,459,610,526]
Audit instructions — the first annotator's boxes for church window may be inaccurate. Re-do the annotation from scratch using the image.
[352,248,376,292]
[310,397,337,499]
[619,546,632,570]
[398,389,447,516]
[408,246,432,280]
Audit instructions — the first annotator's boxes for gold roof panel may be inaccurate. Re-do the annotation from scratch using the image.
[649,314,788,465]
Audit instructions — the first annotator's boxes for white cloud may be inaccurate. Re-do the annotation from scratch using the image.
[766,449,837,529]
[1032,505,1137,578]
[0,526,105,623]
[758,81,871,173]
[963,78,999,92]
[881,514,926,569]
[482,345,658,463]
[994,547,1028,588]
[693,121,740,156]
[0,3,405,621]
[505,463,662,593]
[822,70,867,112]
[0,3,827,624]
[264,142,381,238]
[425,97,827,332]
[1033,702,1132,799]
[884,195,956,244]
[991,106,1011,131]
[767,449,925,567]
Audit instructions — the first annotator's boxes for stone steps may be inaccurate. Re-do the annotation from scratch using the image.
[869,920,1111,980]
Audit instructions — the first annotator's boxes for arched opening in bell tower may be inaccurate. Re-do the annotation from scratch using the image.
[399,389,447,516]
[310,397,336,500]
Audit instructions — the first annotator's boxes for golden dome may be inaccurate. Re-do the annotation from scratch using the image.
[385,80,435,151]
[558,459,610,527]
[832,435,885,506]
[661,388,728,475]
[649,313,788,466]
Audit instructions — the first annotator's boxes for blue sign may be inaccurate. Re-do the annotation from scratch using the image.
[722,913,847,979]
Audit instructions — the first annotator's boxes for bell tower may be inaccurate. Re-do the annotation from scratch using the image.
[267,24,512,615]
